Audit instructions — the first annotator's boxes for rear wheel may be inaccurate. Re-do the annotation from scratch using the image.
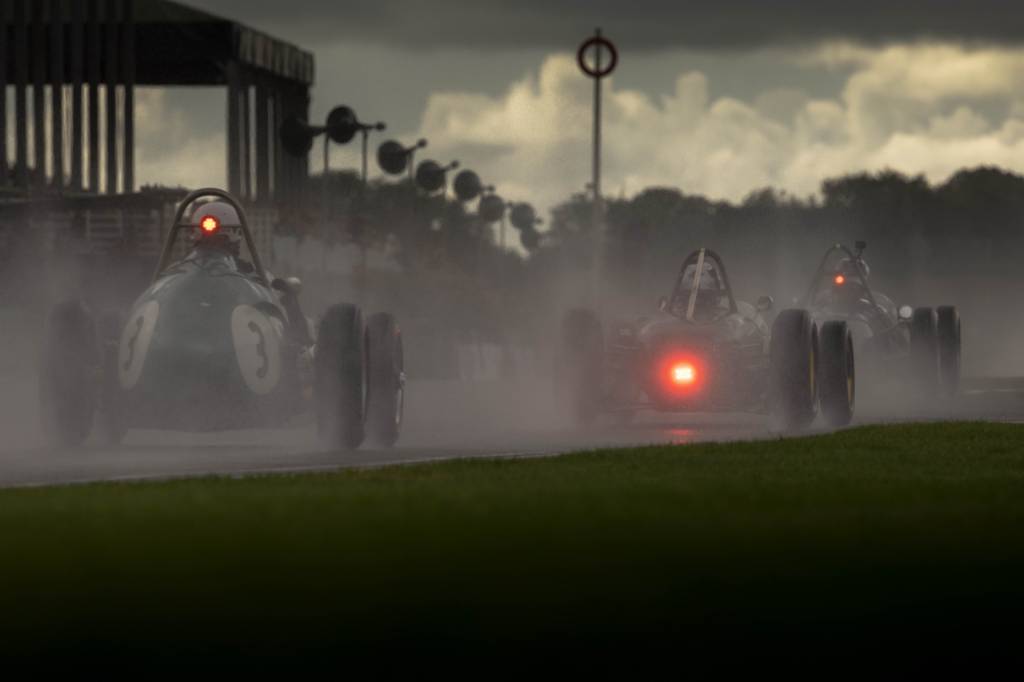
[819,320,855,427]
[40,300,98,447]
[96,312,128,445]
[936,306,961,397]
[769,309,819,430]
[910,307,939,394]
[366,312,404,448]
[557,308,604,426]
[315,304,367,450]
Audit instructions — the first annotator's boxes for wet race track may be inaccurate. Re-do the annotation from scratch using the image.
[1,373,1022,488]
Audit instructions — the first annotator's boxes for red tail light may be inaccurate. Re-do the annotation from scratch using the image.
[656,354,705,396]
[671,362,696,385]
[834,274,845,285]
[200,215,219,233]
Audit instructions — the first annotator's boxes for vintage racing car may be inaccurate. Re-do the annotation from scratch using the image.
[557,248,856,429]
[803,242,961,397]
[40,188,405,449]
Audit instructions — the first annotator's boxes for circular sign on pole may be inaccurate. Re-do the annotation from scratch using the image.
[478,194,505,223]
[280,115,316,157]
[576,32,618,79]
[453,170,483,202]
[377,140,409,175]
[520,227,541,251]
[577,29,616,307]
[509,203,538,231]
[326,105,359,144]
[415,160,445,193]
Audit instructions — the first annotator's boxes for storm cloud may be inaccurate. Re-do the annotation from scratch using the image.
[131,3,1024,218]
[199,0,1024,50]
[408,43,1024,210]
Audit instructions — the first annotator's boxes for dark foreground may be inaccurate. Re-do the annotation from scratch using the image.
[4,422,1024,670]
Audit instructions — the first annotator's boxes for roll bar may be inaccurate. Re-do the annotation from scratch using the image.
[801,243,877,310]
[152,188,268,284]
[668,247,739,319]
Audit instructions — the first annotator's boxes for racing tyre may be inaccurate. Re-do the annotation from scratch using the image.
[936,306,961,397]
[769,309,819,430]
[39,300,98,447]
[910,307,939,395]
[557,308,604,426]
[315,303,367,449]
[366,312,404,448]
[96,312,128,445]
[818,320,855,427]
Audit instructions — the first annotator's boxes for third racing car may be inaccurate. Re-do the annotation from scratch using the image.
[557,248,856,430]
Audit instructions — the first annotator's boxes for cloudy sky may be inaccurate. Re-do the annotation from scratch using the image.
[135,1,1024,215]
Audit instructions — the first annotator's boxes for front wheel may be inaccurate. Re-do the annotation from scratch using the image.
[97,311,128,445]
[769,309,819,430]
[40,300,98,447]
[315,303,367,450]
[910,307,939,395]
[366,312,404,448]
[936,306,961,397]
[819,320,855,427]
[556,308,604,426]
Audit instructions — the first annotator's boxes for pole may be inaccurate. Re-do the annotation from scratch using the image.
[122,0,135,192]
[87,0,100,191]
[13,0,27,189]
[590,29,604,304]
[70,0,84,190]
[577,29,617,306]
[592,29,602,204]
[322,132,329,221]
[50,0,64,190]
[0,0,6,187]
[225,62,240,195]
[361,129,368,183]
[104,0,119,193]
[357,129,370,304]
[319,131,331,272]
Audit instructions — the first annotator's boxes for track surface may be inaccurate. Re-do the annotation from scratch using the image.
[1,375,1021,488]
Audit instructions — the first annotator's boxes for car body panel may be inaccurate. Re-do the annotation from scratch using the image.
[602,248,773,414]
[117,252,302,431]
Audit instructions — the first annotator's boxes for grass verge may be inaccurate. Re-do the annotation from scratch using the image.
[3,422,1024,669]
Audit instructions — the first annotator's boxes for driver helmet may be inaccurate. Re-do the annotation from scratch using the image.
[678,262,726,317]
[190,200,243,255]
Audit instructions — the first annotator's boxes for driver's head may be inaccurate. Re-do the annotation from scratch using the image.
[190,200,243,255]
[677,260,728,319]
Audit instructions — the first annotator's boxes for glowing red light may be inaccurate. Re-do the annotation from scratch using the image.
[671,362,696,385]
[834,274,845,285]
[200,216,219,233]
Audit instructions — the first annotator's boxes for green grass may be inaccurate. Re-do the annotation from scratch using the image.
[4,422,1024,668]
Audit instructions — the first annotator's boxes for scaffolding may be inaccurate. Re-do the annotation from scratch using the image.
[0,0,315,203]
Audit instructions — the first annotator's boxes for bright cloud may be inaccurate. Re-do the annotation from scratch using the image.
[416,43,1024,215]
[134,88,224,191]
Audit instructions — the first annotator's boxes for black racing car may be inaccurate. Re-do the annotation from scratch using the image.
[803,242,961,396]
[557,248,856,429]
[40,188,405,449]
